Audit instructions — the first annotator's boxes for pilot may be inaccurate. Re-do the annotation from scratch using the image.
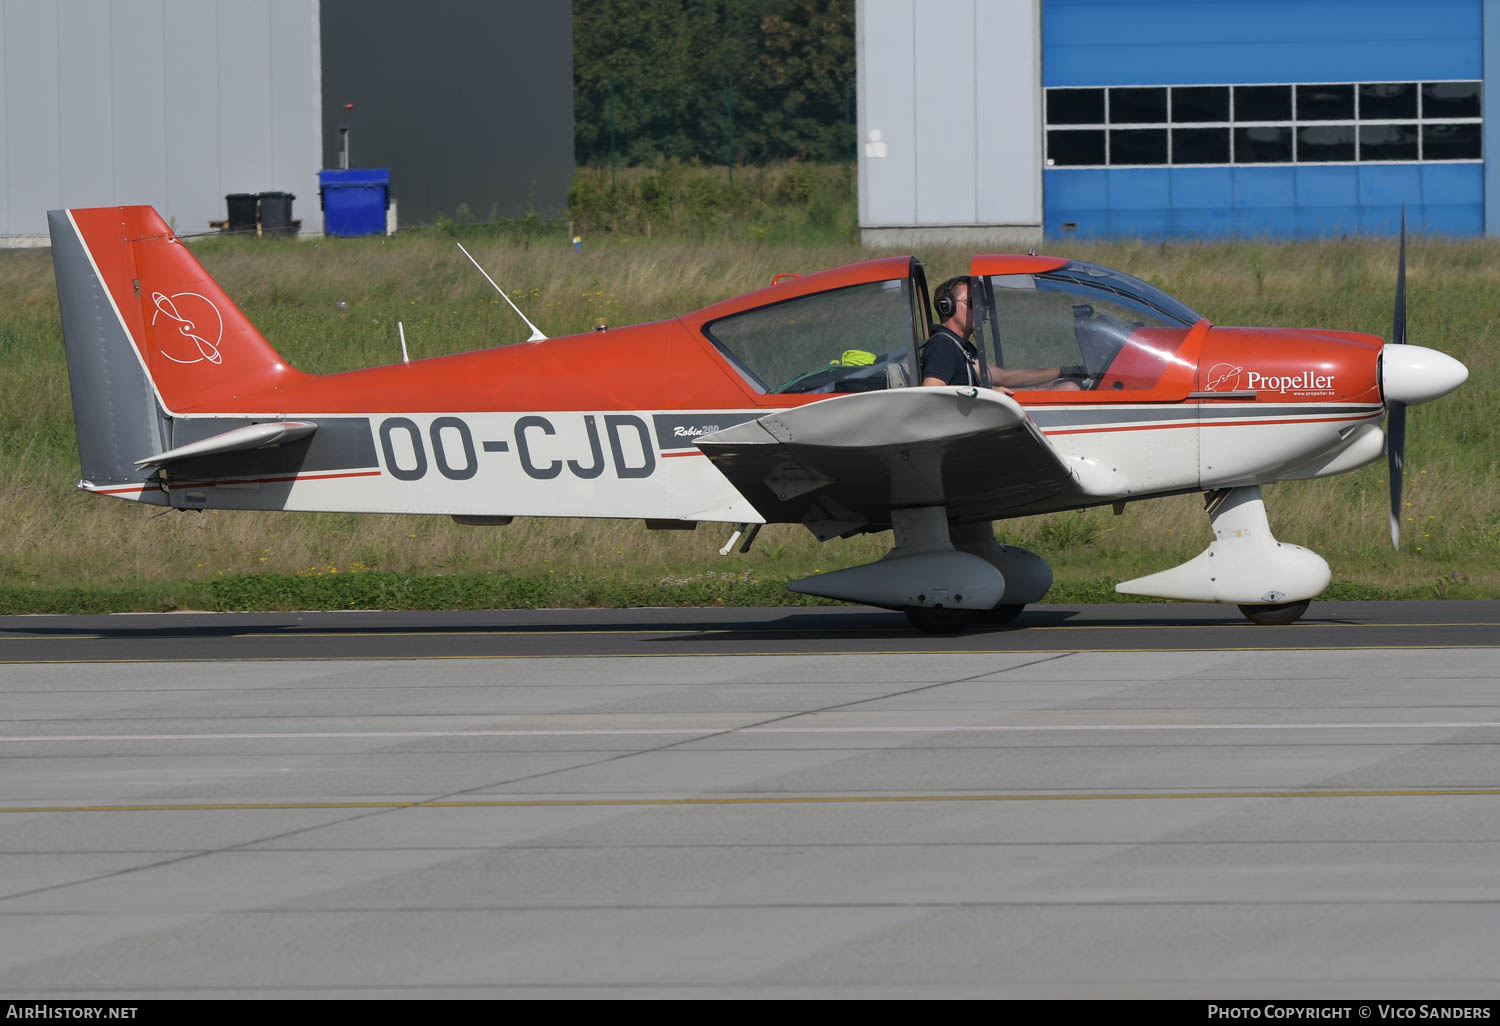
[920,276,1085,392]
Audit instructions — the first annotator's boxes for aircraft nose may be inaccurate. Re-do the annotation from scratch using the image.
[1381,344,1468,406]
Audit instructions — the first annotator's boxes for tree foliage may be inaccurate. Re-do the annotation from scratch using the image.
[573,0,855,166]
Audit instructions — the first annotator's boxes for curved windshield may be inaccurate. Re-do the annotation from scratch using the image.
[978,263,1200,393]
[1036,261,1201,327]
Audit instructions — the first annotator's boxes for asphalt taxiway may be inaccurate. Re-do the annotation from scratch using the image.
[1,601,1497,997]
[1,599,1497,661]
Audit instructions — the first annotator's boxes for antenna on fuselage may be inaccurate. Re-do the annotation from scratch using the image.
[398,321,410,363]
[455,242,548,342]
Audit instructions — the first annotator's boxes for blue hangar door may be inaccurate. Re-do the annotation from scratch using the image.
[1040,0,1487,238]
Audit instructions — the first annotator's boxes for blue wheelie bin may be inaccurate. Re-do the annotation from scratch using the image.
[319,169,391,236]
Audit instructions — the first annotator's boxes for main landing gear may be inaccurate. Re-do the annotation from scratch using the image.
[902,600,1028,634]
[902,606,976,634]
[782,507,1054,636]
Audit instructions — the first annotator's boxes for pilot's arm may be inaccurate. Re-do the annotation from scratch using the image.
[989,364,1088,389]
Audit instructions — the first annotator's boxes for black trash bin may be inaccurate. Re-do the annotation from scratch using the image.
[258,192,296,234]
[225,193,258,233]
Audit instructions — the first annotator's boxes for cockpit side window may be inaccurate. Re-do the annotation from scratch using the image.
[704,279,918,394]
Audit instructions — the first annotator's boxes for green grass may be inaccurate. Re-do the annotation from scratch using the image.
[2,173,1497,613]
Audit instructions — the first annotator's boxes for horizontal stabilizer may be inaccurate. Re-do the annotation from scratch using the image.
[135,421,318,469]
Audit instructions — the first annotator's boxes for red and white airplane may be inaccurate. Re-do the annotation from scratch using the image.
[48,205,1467,632]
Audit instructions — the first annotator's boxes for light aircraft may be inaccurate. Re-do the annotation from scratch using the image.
[47,205,1467,632]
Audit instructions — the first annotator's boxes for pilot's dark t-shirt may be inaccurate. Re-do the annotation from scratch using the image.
[920,326,979,386]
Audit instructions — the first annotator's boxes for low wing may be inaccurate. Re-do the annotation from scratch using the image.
[695,387,1124,536]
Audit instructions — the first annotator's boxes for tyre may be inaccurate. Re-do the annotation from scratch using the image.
[903,606,978,635]
[1237,600,1311,626]
[977,603,1025,625]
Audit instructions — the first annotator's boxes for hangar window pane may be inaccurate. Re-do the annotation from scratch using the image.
[1297,124,1355,162]
[1234,126,1292,162]
[1296,84,1354,121]
[1110,129,1167,164]
[1235,85,1292,122]
[1422,82,1481,120]
[1360,83,1417,119]
[1172,127,1230,164]
[1359,123,1419,161]
[1171,86,1229,123]
[1048,89,1105,125]
[1110,87,1167,124]
[1048,129,1105,166]
[1422,122,1482,160]
[1043,80,1481,168]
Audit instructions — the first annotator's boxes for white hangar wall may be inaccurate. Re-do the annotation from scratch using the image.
[857,0,1043,247]
[0,0,321,245]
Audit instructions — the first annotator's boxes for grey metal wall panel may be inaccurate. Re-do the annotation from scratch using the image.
[217,1,276,195]
[976,0,1041,225]
[0,3,8,233]
[0,3,7,235]
[319,0,573,225]
[110,0,168,208]
[5,0,64,222]
[271,0,320,205]
[859,0,1041,238]
[2,0,320,242]
[858,0,918,226]
[58,1,116,210]
[913,0,977,225]
[163,0,225,234]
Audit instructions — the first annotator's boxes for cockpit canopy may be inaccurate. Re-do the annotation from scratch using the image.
[703,276,922,395]
[694,255,1206,399]
[975,260,1203,392]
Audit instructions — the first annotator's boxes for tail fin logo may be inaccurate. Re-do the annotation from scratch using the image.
[151,291,224,365]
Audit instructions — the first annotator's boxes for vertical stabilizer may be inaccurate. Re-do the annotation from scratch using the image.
[54,207,302,416]
[49,206,309,493]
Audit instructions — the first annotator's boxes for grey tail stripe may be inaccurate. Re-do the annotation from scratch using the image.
[47,210,167,486]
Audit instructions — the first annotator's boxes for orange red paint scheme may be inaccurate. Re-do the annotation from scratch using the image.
[50,204,1467,631]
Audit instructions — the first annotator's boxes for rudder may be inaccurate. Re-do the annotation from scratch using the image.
[48,208,168,492]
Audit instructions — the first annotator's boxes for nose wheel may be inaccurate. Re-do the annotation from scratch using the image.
[1238,600,1310,626]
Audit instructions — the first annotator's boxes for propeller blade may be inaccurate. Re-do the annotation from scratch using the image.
[1387,400,1405,549]
[1387,207,1408,550]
